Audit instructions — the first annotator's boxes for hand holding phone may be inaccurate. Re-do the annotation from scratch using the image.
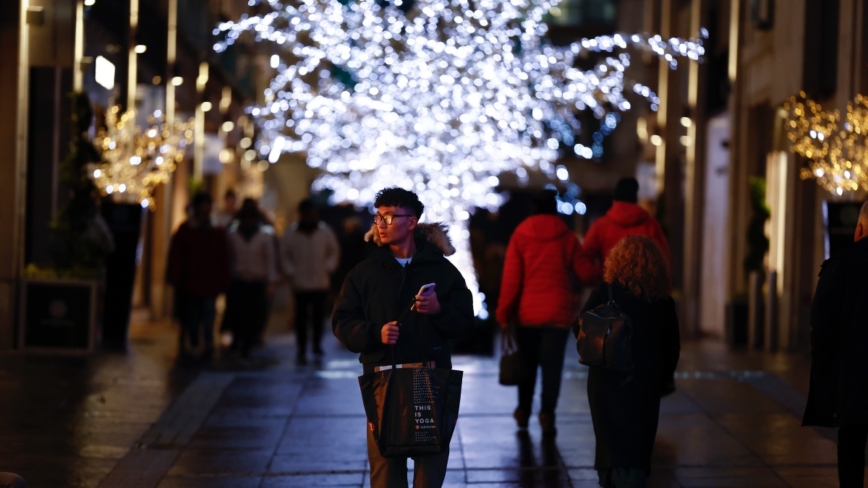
[417,283,436,296]
[412,283,440,314]
[410,283,436,311]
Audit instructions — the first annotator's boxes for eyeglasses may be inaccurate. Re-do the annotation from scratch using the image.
[373,214,413,225]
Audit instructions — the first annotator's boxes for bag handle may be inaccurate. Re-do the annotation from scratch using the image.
[501,325,518,354]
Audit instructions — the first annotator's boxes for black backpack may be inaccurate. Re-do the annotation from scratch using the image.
[576,283,634,372]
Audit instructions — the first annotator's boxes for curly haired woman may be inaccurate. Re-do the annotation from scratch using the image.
[574,235,680,488]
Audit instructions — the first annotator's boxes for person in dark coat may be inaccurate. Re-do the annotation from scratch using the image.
[332,187,474,488]
[497,190,601,436]
[803,201,868,488]
[167,192,232,358]
[575,235,680,488]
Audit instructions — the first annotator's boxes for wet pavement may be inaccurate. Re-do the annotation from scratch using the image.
[0,308,848,488]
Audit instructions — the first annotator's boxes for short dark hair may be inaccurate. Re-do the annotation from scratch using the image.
[613,177,639,203]
[238,198,260,220]
[374,187,424,218]
[298,198,315,213]
[192,192,212,208]
[531,189,558,215]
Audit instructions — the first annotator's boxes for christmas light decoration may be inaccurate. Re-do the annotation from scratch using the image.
[91,106,193,209]
[785,92,868,196]
[215,0,704,314]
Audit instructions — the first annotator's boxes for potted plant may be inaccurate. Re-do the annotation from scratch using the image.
[19,92,111,353]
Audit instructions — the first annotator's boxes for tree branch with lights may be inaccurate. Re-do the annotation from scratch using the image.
[784,91,868,196]
[89,107,193,209]
[216,0,704,314]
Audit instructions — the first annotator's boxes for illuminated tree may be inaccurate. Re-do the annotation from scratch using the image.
[216,0,704,313]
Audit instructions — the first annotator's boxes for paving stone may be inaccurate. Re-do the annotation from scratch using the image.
[156,475,262,488]
[0,316,852,487]
[773,466,841,488]
[167,449,273,476]
[673,466,790,487]
[262,473,365,486]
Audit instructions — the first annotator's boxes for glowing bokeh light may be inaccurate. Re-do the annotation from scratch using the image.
[216,0,704,313]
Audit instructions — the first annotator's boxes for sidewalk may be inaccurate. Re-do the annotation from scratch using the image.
[0,311,844,488]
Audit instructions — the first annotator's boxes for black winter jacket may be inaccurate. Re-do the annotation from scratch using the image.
[332,224,474,373]
[804,237,868,427]
[576,282,680,473]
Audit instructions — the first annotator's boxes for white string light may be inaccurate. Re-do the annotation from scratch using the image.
[215,0,704,314]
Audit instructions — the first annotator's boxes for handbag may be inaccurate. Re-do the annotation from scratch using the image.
[498,327,523,386]
[359,301,464,458]
[358,348,463,458]
[576,283,634,372]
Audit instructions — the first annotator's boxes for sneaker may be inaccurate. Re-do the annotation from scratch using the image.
[513,408,530,429]
[539,412,556,437]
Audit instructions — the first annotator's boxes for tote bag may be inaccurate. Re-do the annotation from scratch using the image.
[358,358,463,458]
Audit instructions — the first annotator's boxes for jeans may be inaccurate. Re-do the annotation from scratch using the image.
[838,423,868,487]
[0,473,25,488]
[294,290,327,356]
[181,296,217,349]
[515,327,570,414]
[367,427,449,488]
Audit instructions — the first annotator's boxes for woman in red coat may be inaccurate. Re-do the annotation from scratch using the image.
[496,190,601,435]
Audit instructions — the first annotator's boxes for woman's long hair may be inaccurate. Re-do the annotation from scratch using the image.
[603,235,671,301]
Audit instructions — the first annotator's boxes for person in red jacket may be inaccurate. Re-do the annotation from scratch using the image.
[167,192,232,358]
[496,190,601,436]
[583,177,670,264]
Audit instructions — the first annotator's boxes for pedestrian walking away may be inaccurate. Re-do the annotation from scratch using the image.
[496,189,601,436]
[332,187,474,488]
[804,200,868,488]
[583,177,670,264]
[224,199,278,357]
[575,235,680,488]
[332,216,369,298]
[281,198,340,365]
[167,192,231,359]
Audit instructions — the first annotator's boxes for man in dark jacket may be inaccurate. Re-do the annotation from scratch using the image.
[332,187,474,488]
[804,201,868,487]
[582,177,670,264]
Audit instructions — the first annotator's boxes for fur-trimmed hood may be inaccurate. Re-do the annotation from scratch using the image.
[364,222,456,256]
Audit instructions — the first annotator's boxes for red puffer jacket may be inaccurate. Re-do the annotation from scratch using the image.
[496,215,601,328]
[582,201,670,264]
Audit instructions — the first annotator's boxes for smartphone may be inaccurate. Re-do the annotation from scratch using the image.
[417,283,436,296]
[410,283,436,311]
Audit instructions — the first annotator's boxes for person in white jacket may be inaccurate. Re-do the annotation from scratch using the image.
[281,198,339,365]
[225,199,278,357]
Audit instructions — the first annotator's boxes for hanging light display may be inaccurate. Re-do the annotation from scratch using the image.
[215,0,704,314]
[91,106,194,209]
[785,92,868,196]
